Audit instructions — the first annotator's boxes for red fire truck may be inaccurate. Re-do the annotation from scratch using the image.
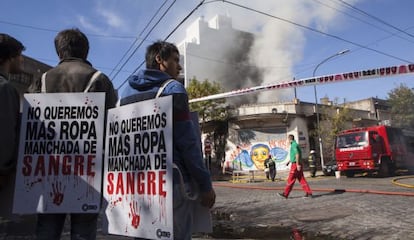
[335,125,414,177]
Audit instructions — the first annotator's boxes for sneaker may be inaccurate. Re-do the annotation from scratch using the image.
[277,193,287,199]
[303,193,313,198]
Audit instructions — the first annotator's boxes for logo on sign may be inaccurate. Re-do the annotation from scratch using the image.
[156,228,171,239]
[82,204,98,212]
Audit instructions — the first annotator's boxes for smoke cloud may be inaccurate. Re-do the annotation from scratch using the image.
[192,0,360,104]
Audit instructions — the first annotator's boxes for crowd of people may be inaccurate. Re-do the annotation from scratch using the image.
[0,29,215,240]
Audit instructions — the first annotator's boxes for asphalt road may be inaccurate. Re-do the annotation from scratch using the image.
[2,170,414,239]
[210,171,414,240]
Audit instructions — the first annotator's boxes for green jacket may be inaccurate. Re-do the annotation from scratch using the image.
[289,140,301,163]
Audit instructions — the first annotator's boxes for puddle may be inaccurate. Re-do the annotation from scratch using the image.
[194,211,342,240]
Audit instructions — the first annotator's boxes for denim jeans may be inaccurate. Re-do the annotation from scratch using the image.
[36,213,98,240]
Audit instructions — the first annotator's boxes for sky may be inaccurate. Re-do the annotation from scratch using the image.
[2,0,414,104]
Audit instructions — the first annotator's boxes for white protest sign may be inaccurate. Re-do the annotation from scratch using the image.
[103,96,173,239]
[13,93,105,214]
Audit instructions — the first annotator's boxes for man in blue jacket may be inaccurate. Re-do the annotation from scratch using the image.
[121,41,216,239]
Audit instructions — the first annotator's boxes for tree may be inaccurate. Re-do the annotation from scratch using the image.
[312,99,354,162]
[387,83,414,129]
[187,77,229,166]
[187,77,227,122]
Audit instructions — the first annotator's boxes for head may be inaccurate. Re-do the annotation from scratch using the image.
[288,134,295,144]
[145,41,182,79]
[54,28,89,60]
[0,33,25,73]
[250,143,270,169]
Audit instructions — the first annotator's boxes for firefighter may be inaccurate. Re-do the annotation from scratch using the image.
[264,154,276,181]
[204,137,212,171]
[308,150,317,177]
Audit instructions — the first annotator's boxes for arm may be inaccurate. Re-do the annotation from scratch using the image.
[170,84,215,208]
[0,83,20,176]
[295,152,302,171]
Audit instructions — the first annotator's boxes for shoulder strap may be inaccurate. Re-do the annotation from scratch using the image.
[84,71,102,93]
[156,79,175,98]
[41,72,47,93]
[40,71,101,93]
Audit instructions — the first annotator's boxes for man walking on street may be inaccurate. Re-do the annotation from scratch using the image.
[278,134,312,199]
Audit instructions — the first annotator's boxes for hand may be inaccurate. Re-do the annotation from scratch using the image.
[200,189,216,209]
[297,165,301,171]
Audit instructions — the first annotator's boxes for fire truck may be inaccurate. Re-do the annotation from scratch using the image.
[335,125,414,177]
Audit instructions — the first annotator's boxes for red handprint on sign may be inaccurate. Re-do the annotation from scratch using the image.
[129,200,141,229]
[50,181,65,206]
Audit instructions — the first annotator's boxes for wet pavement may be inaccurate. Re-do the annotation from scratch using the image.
[2,170,414,239]
[209,171,414,240]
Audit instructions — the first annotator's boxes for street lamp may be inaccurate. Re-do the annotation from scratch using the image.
[313,49,349,170]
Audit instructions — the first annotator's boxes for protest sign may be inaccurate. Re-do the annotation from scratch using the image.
[13,93,105,214]
[103,96,173,239]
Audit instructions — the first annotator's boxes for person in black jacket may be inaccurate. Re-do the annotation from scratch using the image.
[36,28,117,240]
[0,33,25,218]
[264,154,276,181]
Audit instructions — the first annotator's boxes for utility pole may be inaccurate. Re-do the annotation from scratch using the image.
[313,49,350,169]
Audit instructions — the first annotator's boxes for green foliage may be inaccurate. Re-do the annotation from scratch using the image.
[316,102,353,161]
[387,83,414,128]
[187,77,228,121]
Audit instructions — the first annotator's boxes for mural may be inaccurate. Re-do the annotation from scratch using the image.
[225,128,290,172]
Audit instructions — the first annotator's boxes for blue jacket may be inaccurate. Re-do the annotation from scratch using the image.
[121,69,212,192]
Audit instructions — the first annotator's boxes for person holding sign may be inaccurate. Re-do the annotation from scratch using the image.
[121,41,216,239]
[0,33,25,218]
[35,28,117,240]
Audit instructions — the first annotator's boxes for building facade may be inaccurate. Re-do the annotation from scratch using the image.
[9,55,51,105]
[204,97,391,172]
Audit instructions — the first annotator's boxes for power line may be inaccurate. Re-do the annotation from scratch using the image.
[111,0,178,86]
[116,0,207,90]
[334,0,414,39]
[109,0,169,78]
[220,0,412,63]
[312,0,414,44]
[0,19,138,40]
[163,0,207,41]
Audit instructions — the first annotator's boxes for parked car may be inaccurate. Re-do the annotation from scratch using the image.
[323,160,337,176]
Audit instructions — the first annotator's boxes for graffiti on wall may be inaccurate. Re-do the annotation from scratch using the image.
[225,129,290,171]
